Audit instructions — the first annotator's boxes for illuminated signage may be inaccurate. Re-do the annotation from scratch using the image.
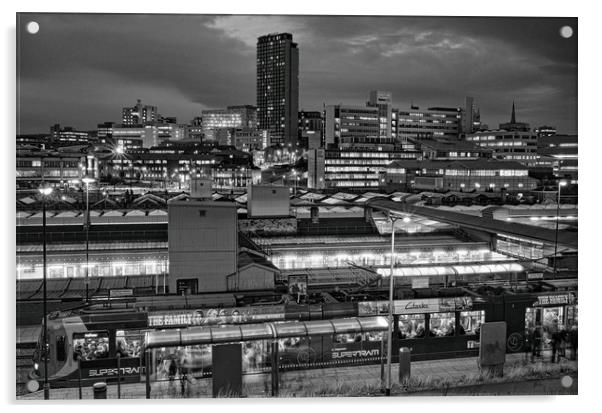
[358,297,473,316]
[88,366,143,377]
[331,348,379,359]
[533,293,576,307]
[148,307,285,327]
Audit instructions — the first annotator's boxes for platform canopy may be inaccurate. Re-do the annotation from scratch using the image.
[143,316,388,350]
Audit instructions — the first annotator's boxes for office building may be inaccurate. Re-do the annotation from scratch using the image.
[464,130,538,166]
[324,104,385,148]
[536,125,558,137]
[395,106,462,142]
[111,125,158,149]
[462,96,482,134]
[367,90,393,140]
[49,124,90,145]
[308,147,419,190]
[298,110,323,149]
[537,134,578,183]
[464,103,538,166]
[228,105,258,129]
[384,159,538,192]
[256,33,299,146]
[122,99,158,126]
[410,138,492,160]
[16,147,97,188]
[157,123,187,142]
[233,129,268,153]
[186,118,204,142]
[201,109,244,141]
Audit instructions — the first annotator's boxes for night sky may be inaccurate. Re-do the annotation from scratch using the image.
[16,14,577,135]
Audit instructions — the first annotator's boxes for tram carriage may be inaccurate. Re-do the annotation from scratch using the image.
[27,289,577,390]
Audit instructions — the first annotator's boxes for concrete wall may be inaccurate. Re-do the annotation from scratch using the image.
[247,185,290,217]
[168,200,237,293]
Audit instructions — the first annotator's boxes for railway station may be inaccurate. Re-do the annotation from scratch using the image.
[16,186,578,397]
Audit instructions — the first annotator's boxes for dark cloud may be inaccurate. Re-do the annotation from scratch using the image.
[17,14,577,134]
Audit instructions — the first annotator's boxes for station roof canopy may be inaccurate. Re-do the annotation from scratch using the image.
[143,316,388,350]
[368,198,578,250]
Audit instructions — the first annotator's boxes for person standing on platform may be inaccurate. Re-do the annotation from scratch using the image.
[569,326,578,360]
[180,367,189,398]
[532,326,542,362]
[550,331,559,363]
[524,328,533,363]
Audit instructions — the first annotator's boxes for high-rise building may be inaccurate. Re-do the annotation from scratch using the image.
[367,90,393,140]
[122,99,158,126]
[256,33,299,147]
[462,96,481,134]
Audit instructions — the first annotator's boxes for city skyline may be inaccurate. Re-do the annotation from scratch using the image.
[17,14,577,134]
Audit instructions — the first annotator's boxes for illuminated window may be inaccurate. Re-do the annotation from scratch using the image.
[460,311,484,335]
[429,313,456,337]
[398,314,426,339]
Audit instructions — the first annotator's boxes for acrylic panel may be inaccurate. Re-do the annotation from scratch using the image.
[16,13,578,400]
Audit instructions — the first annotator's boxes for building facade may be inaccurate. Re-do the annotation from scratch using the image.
[49,124,90,146]
[122,99,158,126]
[367,90,393,140]
[384,159,539,192]
[308,148,419,190]
[395,106,462,142]
[324,105,384,148]
[409,138,492,160]
[464,130,538,166]
[16,148,98,188]
[256,33,299,146]
[537,134,578,183]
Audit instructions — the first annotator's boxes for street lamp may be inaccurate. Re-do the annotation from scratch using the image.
[113,145,133,190]
[292,169,297,194]
[553,180,568,277]
[82,176,96,302]
[385,212,402,396]
[38,186,53,400]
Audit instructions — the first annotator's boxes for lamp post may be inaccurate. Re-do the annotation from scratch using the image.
[553,180,568,277]
[38,186,53,400]
[292,169,297,195]
[385,212,402,396]
[82,176,96,302]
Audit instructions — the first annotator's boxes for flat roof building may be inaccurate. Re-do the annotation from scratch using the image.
[385,158,539,192]
[395,106,462,142]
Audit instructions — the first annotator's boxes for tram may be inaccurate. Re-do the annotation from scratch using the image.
[27,288,577,390]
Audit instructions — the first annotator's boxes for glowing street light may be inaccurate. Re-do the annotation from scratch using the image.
[82,176,95,302]
[553,180,568,277]
[37,186,53,400]
[385,212,403,397]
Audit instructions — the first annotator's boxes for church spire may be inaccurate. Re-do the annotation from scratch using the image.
[510,101,516,124]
